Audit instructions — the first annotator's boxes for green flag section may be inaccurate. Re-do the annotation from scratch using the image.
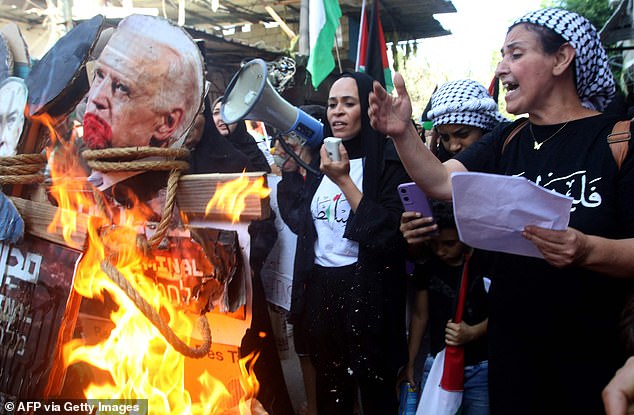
[307,0,342,90]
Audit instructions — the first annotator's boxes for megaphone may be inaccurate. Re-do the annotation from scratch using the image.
[221,58,324,148]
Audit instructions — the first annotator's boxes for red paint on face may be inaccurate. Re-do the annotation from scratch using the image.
[83,112,113,149]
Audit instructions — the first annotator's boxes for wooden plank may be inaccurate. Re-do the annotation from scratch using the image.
[9,197,95,250]
[176,172,271,221]
[9,172,269,249]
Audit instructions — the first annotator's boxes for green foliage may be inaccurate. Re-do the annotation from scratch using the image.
[552,0,626,97]
[393,1,624,119]
[551,0,613,30]
[392,44,442,122]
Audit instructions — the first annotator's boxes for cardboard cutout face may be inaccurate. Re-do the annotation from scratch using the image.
[82,15,205,149]
[0,77,27,157]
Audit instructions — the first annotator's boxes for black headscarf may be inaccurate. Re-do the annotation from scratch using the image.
[190,95,271,174]
[322,72,387,202]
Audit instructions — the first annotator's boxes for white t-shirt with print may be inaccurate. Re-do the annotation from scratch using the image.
[311,158,363,267]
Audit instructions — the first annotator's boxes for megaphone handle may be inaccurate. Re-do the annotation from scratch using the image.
[277,134,321,177]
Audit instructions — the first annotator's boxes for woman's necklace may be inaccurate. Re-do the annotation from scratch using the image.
[529,121,569,150]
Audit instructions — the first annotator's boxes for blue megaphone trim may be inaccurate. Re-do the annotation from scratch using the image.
[290,109,324,148]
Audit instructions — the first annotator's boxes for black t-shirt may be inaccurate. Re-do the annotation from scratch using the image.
[413,253,489,366]
[454,113,634,414]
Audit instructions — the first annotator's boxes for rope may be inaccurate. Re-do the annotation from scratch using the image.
[85,159,189,172]
[101,258,212,359]
[82,147,190,161]
[0,154,47,165]
[81,146,190,248]
[83,147,189,173]
[85,146,211,358]
[0,153,47,185]
[0,163,46,175]
[0,174,45,185]
[146,169,183,247]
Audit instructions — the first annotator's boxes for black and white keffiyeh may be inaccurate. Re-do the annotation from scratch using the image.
[512,8,615,111]
[427,79,507,131]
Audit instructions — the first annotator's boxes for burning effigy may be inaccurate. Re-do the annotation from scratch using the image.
[0,13,272,415]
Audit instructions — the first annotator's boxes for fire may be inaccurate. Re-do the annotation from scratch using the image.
[39,119,265,413]
[205,174,271,223]
[32,112,100,242]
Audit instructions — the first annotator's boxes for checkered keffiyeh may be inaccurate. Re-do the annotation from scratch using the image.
[512,8,615,111]
[427,79,507,131]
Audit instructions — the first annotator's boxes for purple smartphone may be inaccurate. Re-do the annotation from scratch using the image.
[397,182,435,218]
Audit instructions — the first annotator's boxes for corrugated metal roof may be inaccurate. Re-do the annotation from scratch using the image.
[0,0,456,100]
[0,0,456,43]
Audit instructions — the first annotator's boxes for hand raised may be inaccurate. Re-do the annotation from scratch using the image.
[368,72,414,138]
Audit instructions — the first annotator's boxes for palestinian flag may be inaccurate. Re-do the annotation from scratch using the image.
[307,0,342,89]
[356,0,393,92]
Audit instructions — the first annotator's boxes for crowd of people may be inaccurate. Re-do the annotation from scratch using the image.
[367,7,634,415]
[271,6,634,415]
[3,4,634,415]
[79,6,634,415]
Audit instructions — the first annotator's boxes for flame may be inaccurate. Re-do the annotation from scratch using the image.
[205,175,271,223]
[35,115,265,413]
[237,351,261,414]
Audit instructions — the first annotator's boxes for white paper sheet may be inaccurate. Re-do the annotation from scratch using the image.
[451,172,573,258]
[260,174,296,311]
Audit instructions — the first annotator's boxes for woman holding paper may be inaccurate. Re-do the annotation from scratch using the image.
[369,8,634,415]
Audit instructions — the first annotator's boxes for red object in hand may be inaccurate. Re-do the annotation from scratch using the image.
[83,112,112,149]
[441,345,465,391]
[440,254,470,392]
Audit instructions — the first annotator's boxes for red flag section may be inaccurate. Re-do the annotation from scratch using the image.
[356,0,393,92]
[488,75,500,103]
[440,253,470,392]
[418,255,470,414]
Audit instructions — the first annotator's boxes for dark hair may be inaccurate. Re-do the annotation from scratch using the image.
[431,199,456,231]
[324,72,386,202]
[511,22,567,54]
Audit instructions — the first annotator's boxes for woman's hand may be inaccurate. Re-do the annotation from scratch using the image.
[396,363,417,390]
[368,73,414,139]
[603,356,634,415]
[274,137,307,173]
[523,225,589,267]
[319,142,350,185]
[400,211,438,245]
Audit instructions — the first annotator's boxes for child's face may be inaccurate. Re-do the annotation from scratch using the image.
[429,228,466,266]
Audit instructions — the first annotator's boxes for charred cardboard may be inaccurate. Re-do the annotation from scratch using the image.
[25,15,105,119]
[0,235,82,401]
